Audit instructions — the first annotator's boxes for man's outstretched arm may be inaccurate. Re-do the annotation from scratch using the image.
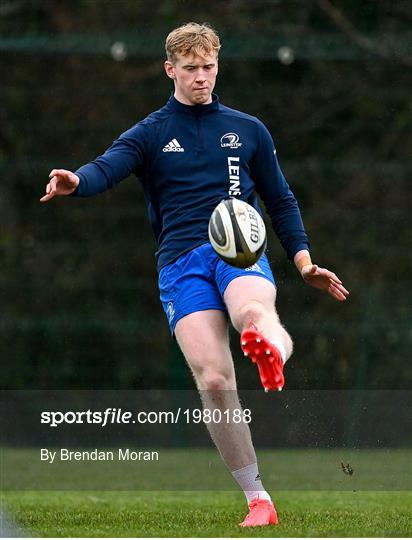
[40,123,147,202]
[294,249,349,302]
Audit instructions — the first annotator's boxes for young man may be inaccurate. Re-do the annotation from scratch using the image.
[41,23,348,527]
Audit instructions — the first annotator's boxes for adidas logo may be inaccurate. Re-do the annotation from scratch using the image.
[245,263,263,274]
[162,138,184,152]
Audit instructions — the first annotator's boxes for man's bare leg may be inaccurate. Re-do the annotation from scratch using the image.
[175,308,278,525]
[225,276,293,363]
[175,309,255,471]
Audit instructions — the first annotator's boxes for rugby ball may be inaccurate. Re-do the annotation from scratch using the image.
[208,198,267,268]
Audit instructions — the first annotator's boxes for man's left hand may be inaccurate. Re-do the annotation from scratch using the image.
[301,264,349,301]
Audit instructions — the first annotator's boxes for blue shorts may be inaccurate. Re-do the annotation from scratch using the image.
[158,242,276,334]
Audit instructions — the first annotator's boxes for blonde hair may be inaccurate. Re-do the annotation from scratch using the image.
[165,22,221,63]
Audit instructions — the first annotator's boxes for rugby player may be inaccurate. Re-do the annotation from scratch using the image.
[41,22,349,527]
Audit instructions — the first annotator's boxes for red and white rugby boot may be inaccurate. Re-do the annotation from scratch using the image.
[240,498,278,527]
[240,327,285,392]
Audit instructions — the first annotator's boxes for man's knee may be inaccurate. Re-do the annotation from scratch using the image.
[202,372,233,391]
[189,362,235,391]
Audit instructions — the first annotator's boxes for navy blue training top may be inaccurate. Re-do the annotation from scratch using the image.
[74,94,309,270]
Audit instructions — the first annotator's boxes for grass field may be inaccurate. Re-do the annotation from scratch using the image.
[3,490,412,537]
[2,448,411,490]
[2,448,411,536]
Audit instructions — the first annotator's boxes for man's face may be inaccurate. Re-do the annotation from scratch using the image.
[164,51,218,106]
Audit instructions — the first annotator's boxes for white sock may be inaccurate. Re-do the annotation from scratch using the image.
[232,462,271,504]
[271,340,287,364]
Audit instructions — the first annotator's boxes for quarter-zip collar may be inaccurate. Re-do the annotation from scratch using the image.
[166,93,220,115]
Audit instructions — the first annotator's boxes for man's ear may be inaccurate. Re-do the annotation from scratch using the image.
[164,60,176,80]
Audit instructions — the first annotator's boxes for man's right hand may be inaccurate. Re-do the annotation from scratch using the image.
[40,169,80,202]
